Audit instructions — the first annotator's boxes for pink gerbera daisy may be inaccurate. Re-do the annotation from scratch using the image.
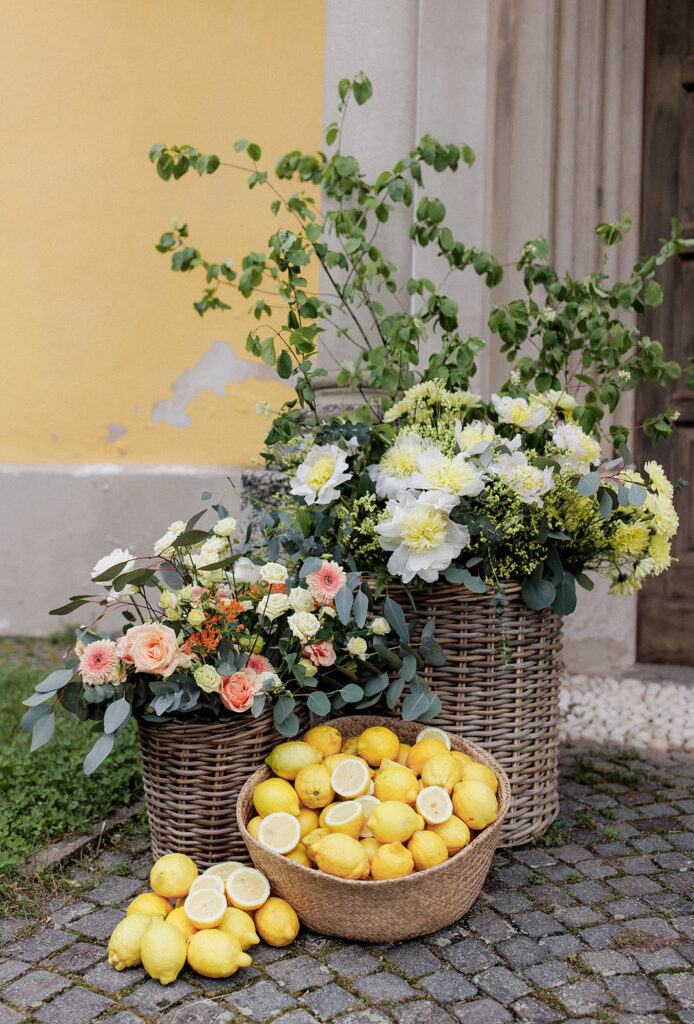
[247,653,273,674]
[306,560,347,604]
[79,639,119,686]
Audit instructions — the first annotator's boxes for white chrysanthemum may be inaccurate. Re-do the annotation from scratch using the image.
[91,547,135,581]
[288,587,315,613]
[259,562,288,585]
[551,422,602,472]
[257,592,291,621]
[153,520,186,556]
[455,420,496,455]
[375,491,470,584]
[489,449,555,507]
[368,433,426,499]
[411,446,486,499]
[644,460,674,498]
[491,393,550,431]
[290,444,352,505]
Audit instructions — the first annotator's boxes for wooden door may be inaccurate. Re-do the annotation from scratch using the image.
[637,0,694,664]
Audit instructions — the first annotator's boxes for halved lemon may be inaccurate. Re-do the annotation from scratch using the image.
[203,861,246,882]
[257,812,302,855]
[323,800,364,839]
[416,785,453,825]
[225,867,271,912]
[331,757,371,798]
[183,887,227,929]
[416,726,451,750]
[188,874,225,898]
[355,794,381,837]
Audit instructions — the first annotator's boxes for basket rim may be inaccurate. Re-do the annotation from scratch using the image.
[236,714,511,890]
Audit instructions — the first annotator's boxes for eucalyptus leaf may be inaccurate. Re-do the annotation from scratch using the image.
[274,711,300,737]
[577,471,600,496]
[307,691,331,716]
[83,732,115,775]
[274,694,296,723]
[30,712,55,752]
[353,590,369,629]
[402,690,431,721]
[386,677,404,710]
[21,703,52,734]
[300,557,323,577]
[35,669,74,694]
[382,597,409,643]
[251,693,266,718]
[335,585,353,625]
[521,576,556,611]
[340,683,364,702]
[103,698,131,734]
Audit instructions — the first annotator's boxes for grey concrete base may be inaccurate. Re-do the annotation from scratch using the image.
[0,464,243,636]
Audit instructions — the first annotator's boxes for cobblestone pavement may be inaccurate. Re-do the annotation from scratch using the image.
[2,743,693,1024]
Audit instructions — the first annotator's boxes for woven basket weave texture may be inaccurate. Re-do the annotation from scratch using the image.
[139,708,307,869]
[237,714,510,942]
[387,582,563,847]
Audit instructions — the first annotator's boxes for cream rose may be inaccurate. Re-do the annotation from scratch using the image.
[257,592,291,621]
[370,617,391,636]
[187,608,205,628]
[194,664,221,693]
[213,516,237,537]
[288,611,321,642]
[347,636,368,659]
[259,562,289,585]
[288,587,315,613]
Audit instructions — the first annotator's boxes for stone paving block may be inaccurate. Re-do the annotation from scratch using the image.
[654,851,693,870]
[273,1011,321,1024]
[419,969,476,1003]
[603,898,650,919]
[622,916,679,940]
[496,864,534,887]
[554,905,604,927]
[3,930,72,963]
[71,908,123,940]
[666,832,694,852]
[50,942,105,972]
[34,986,113,1024]
[556,979,611,1014]
[0,961,30,985]
[334,1010,392,1024]
[674,915,694,938]
[553,844,595,863]
[634,947,689,971]
[49,900,96,926]
[578,922,619,949]
[510,995,563,1023]
[467,910,516,942]
[632,836,673,853]
[566,880,611,904]
[473,965,530,1004]
[657,971,694,1008]
[124,977,195,1014]
[542,863,578,882]
[538,933,585,957]
[607,974,666,1012]
[158,999,235,1024]
[451,997,508,1023]
[0,921,24,948]
[523,960,573,989]
[495,936,545,969]
[530,883,576,908]
[441,939,500,974]
[512,911,564,937]
[252,942,294,964]
[594,841,632,856]
[355,972,417,1002]
[327,945,380,979]
[266,955,332,992]
[87,876,143,906]
[648,893,694,916]
[583,949,638,975]
[385,941,441,977]
[0,1005,24,1024]
[228,979,298,1020]
[514,850,557,868]
[84,961,146,993]
[2,968,70,1007]
[618,856,657,875]
[609,876,662,897]
[394,1001,456,1023]
[301,981,357,1020]
[96,1013,144,1024]
[301,933,341,954]
[579,860,618,880]
[485,891,532,915]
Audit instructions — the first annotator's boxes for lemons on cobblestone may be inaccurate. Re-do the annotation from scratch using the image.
[108,913,155,970]
[225,867,271,911]
[254,897,301,947]
[187,929,252,978]
[166,906,198,941]
[140,917,187,985]
[265,740,322,780]
[150,853,198,899]
[218,907,260,950]
[184,888,227,929]
[126,892,172,919]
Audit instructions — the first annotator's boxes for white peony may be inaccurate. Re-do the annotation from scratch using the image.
[368,432,425,499]
[259,562,288,585]
[375,491,470,584]
[455,419,496,455]
[257,592,291,621]
[289,587,315,613]
[411,445,486,500]
[551,422,602,472]
[489,448,555,507]
[288,611,321,641]
[213,516,237,537]
[290,444,352,505]
[491,393,550,431]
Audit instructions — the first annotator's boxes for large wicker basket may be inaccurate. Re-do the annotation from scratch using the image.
[237,714,510,942]
[385,582,562,847]
[139,709,307,869]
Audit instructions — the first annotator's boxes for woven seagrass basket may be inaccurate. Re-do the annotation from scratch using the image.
[139,708,307,869]
[237,714,510,942]
[386,582,562,847]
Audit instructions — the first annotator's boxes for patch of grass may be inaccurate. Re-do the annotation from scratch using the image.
[601,807,617,820]
[531,821,568,848]
[612,929,642,948]
[572,810,596,830]
[567,870,582,882]
[572,752,645,790]
[0,643,142,888]
[528,871,547,885]
[604,747,643,764]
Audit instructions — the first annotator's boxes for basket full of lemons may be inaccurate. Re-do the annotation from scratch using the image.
[236,715,510,941]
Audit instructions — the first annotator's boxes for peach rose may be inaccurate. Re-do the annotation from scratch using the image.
[126,623,189,678]
[219,668,262,713]
[302,641,336,667]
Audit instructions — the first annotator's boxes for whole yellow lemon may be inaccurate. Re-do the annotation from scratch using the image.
[108,913,154,970]
[265,741,322,780]
[150,853,198,900]
[406,738,449,776]
[254,897,300,946]
[428,816,471,855]
[452,780,498,829]
[311,834,370,879]
[421,753,464,793]
[187,928,252,978]
[127,892,173,919]
[140,918,187,985]
[407,829,449,871]
[367,801,425,843]
[459,761,499,794]
[371,841,414,880]
[357,726,400,767]
[303,725,343,757]
[373,762,419,805]
[253,777,300,817]
[218,907,260,950]
[294,763,334,809]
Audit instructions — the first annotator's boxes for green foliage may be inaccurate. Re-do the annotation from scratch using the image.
[0,648,142,877]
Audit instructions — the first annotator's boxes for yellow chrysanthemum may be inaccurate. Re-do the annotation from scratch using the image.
[610,521,650,558]
[648,534,673,574]
[644,461,674,498]
[644,493,679,539]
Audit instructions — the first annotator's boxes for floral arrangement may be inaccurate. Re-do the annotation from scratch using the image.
[261,378,679,616]
[22,510,445,773]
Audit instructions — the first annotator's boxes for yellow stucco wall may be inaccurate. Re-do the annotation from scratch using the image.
[2,0,324,464]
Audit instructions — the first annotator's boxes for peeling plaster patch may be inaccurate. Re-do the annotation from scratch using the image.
[151,340,276,427]
[106,423,127,443]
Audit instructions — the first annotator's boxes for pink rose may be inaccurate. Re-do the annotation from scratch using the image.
[302,641,336,667]
[126,623,189,678]
[247,653,273,674]
[219,668,262,713]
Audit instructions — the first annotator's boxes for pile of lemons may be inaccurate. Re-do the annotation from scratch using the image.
[248,724,499,881]
[108,853,300,985]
